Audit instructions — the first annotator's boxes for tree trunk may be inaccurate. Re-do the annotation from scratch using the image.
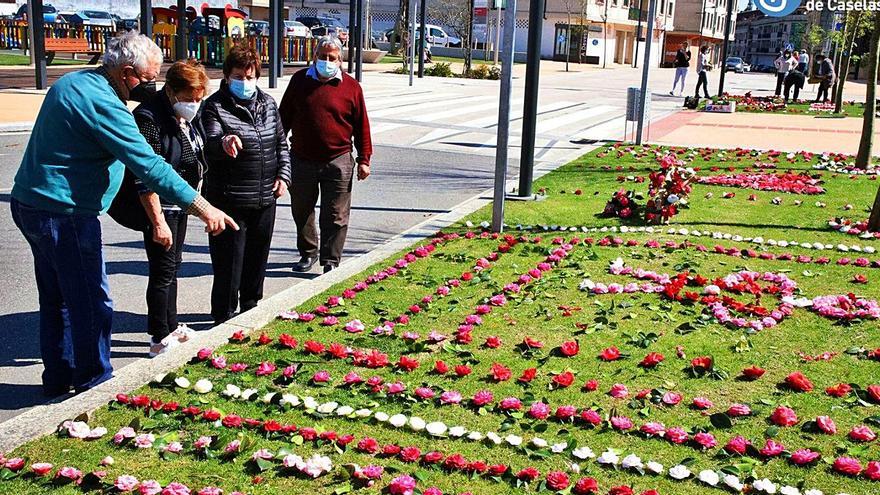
[855,13,880,170]
[391,0,408,56]
[463,0,474,75]
[869,183,880,231]
[835,12,860,113]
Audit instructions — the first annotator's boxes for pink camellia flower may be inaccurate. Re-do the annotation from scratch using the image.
[727,403,752,417]
[224,440,241,454]
[662,392,683,406]
[389,474,417,495]
[790,449,821,466]
[163,442,183,454]
[579,409,602,426]
[640,422,665,436]
[759,439,785,457]
[115,475,140,492]
[472,390,493,406]
[833,457,863,476]
[134,433,155,449]
[210,355,227,370]
[255,361,276,376]
[415,387,436,400]
[312,370,331,383]
[865,461,880,481]
[228,363,247,373]
[100,456,114,466]
[664,427,689,444]
[161,481,191,495]
[345,320,365,333]
[848,425,877,442]
[555,405,577,420]
[4,458,24,471]
[282,365,296,378]
[197,488,222,495]
[193,436,212,449]
[770,406,798,427]
[386,382,406,395]
[489,294,507,306]
[343,371,363,385]
[817,415,837,434]
[138,479,163,495]
[499,397,522,410]
[196,348,213,361]
[609,383,629,399]
[529,402,550,420]
[31,462,53,476]
[440,390,463,405]
[56,466,83,482]
[692,397,713,409]
[610,416,633,431]
[693,432,717,449]
[321,316,339,326]
[724,435,750,455]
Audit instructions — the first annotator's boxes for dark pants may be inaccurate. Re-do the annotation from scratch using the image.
[797,62,807,73]
[694,70,709,98]
[10,198,113,394]
[775,72,786,96]
[143,210,187,343]
[208,203,276,323]
[291,153,354,268]
[816,80,831,102]
[784,80,801,103]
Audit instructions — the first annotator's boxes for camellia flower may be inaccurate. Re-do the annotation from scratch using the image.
[609,383,629,398]
[784,371,814,392]
[664,427,689,444]
[692,397,713,409]
[727,403,751,417]
[545,471,570,491]
[693,432,717,449]
[489,363,512,382]
[759,439,785,457]
[528,401,550,419]
[640,352,664,368]
[312,370,331,383]
[599,346,621,361]
[848,425,877,442]
[816,415,837,434]
[668,464,691,480]
[560,340,580,357]
[114,475,139,492]
[610,416,633,431]
[770,405,798,426]
[552,371,575,388]
[516,467,540,482]
[865,461,880,481]
[499,397,522,410]
[825,382,852,397]
[662,391,682,406]
[573,477,599,495]
[724,435,750,455]
[31,463,53,476]
[833,456,862,476]
[640,422,665,436]
[741,365,765,380]
[791,449,820,466]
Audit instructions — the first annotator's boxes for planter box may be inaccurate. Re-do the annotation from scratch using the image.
[704,101,736,113]
[341,49,388,64]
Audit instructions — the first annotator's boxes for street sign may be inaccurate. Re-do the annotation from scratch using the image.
[474,7,489,16]
[784,43,793,51]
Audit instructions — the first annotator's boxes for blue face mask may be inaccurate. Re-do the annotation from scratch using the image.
[315,59,339,79]
[228,78,257,100]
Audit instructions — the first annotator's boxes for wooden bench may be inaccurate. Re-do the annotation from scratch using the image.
[44,38,101,65]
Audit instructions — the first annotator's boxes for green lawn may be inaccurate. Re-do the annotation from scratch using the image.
[0,52,87,66]
[3,145,880,495]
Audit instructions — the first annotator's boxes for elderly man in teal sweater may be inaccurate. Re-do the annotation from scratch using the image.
[11,32,237,397]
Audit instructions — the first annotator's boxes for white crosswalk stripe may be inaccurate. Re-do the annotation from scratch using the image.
[482,105,619,146]
[369,94,488,118]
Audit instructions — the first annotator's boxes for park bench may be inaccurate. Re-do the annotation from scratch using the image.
[44,38,101,65]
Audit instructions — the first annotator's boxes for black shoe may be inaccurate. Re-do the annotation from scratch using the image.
[43,384,72,398]
[292,256,317,272]
[323,264,335,274]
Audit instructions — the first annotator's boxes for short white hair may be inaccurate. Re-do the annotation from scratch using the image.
[103,32,163,72]
[314,35,342,56]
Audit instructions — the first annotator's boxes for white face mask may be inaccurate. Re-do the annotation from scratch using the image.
[173,101,200,122]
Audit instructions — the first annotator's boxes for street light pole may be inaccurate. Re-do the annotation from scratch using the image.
[140,0,153,38]
[635,0,656,144]
[409,0,416,86]
[27,0,47,90]
[348,0,356,73]
[175,0,186,60]
[491,0,518,232]
[356,0,364,81]
[717,0,735,96]
[269,0,279,88]
[517,0,545,198]
[418,0,426,77]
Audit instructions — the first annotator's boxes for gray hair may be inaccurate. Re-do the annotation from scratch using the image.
[314,35,343,55]
[103,32,163,71]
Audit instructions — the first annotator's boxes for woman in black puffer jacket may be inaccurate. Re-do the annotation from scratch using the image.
[201,44,291,324]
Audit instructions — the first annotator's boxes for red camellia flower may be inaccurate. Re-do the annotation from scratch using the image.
[222,414,243,428]
[257,333,272,345]
[484,336,502,348]
[357,437,379,454]
[784,371,814,392]
[724,435,750,455]
[848,425,877,442]
[490,363,512,382]
[770,406,798,427]
[867,384,880,403]
[833,457,863,476]
[399,446,422,463]
[691,356,713,370]
[640,352,664,368]
[599,346,621,361]
[523,337,544,348]
[516,467,540,482]
[454,364,472,377]
[608,486,634,495]
[865,461,880,481]
[853,274,868,284]
[573,477,599,495]
[423,451,444,464]
[741,365,765,380]
[545,471,570,491]
[434,360,449,374]
[552,371,575,388]
[398,356,420,372]
[518,368,537,383]
[582,379,599,391]
[816,415,837,434]
[488,464,508,477]
[825,383,852,398]
[278,333,298,349]
[560,340,580,357]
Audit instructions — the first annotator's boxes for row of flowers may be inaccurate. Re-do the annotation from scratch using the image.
[696,172,826,195]
[829,218,880,239]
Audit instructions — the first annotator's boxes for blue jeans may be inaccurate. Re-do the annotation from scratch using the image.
[10,198,114,394]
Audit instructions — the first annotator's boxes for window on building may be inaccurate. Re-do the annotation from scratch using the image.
[668,1,673,15]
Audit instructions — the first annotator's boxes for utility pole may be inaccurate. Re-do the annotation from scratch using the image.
[409,0,416,85]
[356,0,364,81]
[493,1,502,65]
[27,0,47,89]
[348,0,356,73]
[491,0,518,232]
[175,0,186,60]
[716,0,735,96]
[140,0,153,38]
[634,0,643,68]
[269,0,280,88]
[517,0,545,198]
[635,0,656,144]
[418,0,426,77]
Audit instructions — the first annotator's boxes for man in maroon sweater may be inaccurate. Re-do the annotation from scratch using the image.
[279,36,372,274]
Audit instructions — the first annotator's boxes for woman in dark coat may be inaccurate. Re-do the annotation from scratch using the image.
[200,44,291,324]
[133,59,210,356]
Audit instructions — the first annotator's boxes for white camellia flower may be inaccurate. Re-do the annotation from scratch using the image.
[174,377,191,389]
[373,411,390,422]
[467,431,484,441]
[865,246,876,254]
[336,406,354,416]
[388,414,407,428]
[569,462,580,473]
[551,442,568,453]
[223,384,242,398]
[698,470,719,486]
[597,450,619,466]
[621,454,643,470]
[723,474,744,491]
[505,434,523,446]
[753,478,777,494]
[425,421,447,436]
[572,446,595,459]
[193,379,213,394]
[280,394,300,407]
[803,490,823,495]
[780,486,801,495]
[486,432,502,445]
[261,393,276,404]
[354,408,372,417]
[240,388,259,401]
[408,417,426,431]
[152,373,167,384]
[449,426,467,437]
[530,437,548,448]
[668,465,691,480]
[303,397,319,410]
[646,461,664,474]
[316,401,338,414]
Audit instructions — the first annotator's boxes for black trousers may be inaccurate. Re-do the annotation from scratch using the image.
[775,72,786,96]
[694,71,709,98]
[784,80,801,103]
[290,153,355,267]
[208,203,276,323]
[143,210,188,343]
[816,80,831,102]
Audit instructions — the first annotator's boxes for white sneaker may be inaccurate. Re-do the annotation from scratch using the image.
[148,335,179,358]
[170,324,194,343]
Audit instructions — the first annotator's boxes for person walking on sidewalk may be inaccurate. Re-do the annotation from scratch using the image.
[10,32,236,398]
[279,36,373,274]
[201,45,291,324]
[133,60,210,357]
[670,41,690,97]
[694,45,711,99]
[814,53,835,103]
[797,50,809,74]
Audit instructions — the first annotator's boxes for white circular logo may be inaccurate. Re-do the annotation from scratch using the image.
[755,0,801,17]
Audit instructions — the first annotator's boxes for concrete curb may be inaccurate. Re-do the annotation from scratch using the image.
[0,122,34,133]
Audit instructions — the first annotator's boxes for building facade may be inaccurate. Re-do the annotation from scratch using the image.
[663,0,733,67]
[731,4,807,67]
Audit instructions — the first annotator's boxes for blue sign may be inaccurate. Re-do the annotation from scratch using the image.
[592,39,599,46]
[755,0,801,17]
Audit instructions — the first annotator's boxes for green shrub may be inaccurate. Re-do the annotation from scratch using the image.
[426,62,454,78]
[465,64,501,80]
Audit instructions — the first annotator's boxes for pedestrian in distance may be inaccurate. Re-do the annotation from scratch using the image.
[670,41,690,97]
[783,68,805,104]
[201,44,292,325]
[797,50,809,74]
[279,36,373,275]
[774,50,796,96]
[131,59,210,357]
[694,45,711,99]
[10,32,236,398]
[814,53,835,103]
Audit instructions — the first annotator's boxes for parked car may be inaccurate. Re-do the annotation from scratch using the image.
[725,56,744,73]
[284,20,311,38]
[79,10,115,28]
[295,16,348,42]
[245,20,269,36]
[14,3,58,23]
[384,25,460,47]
